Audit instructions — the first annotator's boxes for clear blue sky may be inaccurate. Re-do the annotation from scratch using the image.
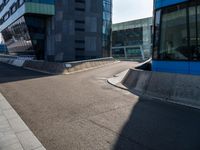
[113,0,153,23]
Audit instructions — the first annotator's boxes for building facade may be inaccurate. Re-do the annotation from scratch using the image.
[112,17,152,60]
[0,0,112,61]
[153,0,200,75]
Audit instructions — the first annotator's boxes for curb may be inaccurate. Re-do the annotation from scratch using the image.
[107,79,128,91]
[107,69,129,90]
[0,92,46,150]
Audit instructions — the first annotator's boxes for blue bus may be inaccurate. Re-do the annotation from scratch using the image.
[152,0,200,75]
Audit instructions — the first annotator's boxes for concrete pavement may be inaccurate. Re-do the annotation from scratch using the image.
[0,93,45,150]
[1,61,200,150]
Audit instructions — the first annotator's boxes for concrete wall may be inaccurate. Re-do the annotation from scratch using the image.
[0,55,115,74]
[122,69,200,109]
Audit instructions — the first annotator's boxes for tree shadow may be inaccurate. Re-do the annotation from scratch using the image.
[113,97,200,150]
[0,63,51,84]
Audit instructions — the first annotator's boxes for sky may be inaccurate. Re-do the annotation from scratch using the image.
[113,0,153,23]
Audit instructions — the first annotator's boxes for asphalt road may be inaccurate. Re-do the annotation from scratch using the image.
[0,62,200,150]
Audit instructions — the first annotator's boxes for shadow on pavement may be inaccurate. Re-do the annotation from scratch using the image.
[113,98,200,150]
[0,63,51,84]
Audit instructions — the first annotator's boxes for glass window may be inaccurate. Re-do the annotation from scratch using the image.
[159,5,189,60]
[10,3,17,14]
[1,15,46,59]
[153,10,161,59]
[126,48,142,58]
[112,28,143,47]
[190,2,199,60]
[18,0,24,6]
[153,0,200,61]
[112,48,125,58]
[193,2,200,60]
[102,0,112,57]
[197,4,200,57]
[1,17,33,55]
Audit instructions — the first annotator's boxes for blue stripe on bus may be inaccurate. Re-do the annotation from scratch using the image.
[155,0,188,9]
[152,60,200,75]
[152,60,190,74]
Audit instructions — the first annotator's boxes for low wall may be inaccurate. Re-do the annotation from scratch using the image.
[0,55,115,74]
[23,57,115,74]
[23,60,65,74]
[122,69,200,109]
[0,55,26,67]
[65,57,115,73]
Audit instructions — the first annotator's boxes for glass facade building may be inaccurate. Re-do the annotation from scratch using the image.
[153,0,200,75]
[102,0,112,57]
[112,17,153,60]
[0,0,112,61]
[0,0,54,59]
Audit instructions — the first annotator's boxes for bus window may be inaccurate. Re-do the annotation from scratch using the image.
[189,3,197,60]
[159,5,188,60]
[153,10,161,59]
[197,4,200,59]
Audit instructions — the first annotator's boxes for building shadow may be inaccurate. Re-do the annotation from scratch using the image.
[0,63,51,84]
[113,97,200,150]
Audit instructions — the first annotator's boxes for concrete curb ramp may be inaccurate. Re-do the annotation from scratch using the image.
[109,68,200,109]
[0,55,115,74]
[0,93,46,150]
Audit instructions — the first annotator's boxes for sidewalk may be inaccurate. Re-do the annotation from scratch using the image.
[0,93,45,150]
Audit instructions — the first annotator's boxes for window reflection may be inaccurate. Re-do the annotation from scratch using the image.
[112,28,143,47]
[160,5,188,60]
[153,10,161,59]
[1,17,34,56]
[1,15,46,59]
[102,0,112,57]
[197,4,200,58]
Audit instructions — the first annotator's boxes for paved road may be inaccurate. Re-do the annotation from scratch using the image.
[0,62,200,150]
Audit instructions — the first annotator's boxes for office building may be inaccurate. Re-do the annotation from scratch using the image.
[112,17,152,60]
[0,0,112,61]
